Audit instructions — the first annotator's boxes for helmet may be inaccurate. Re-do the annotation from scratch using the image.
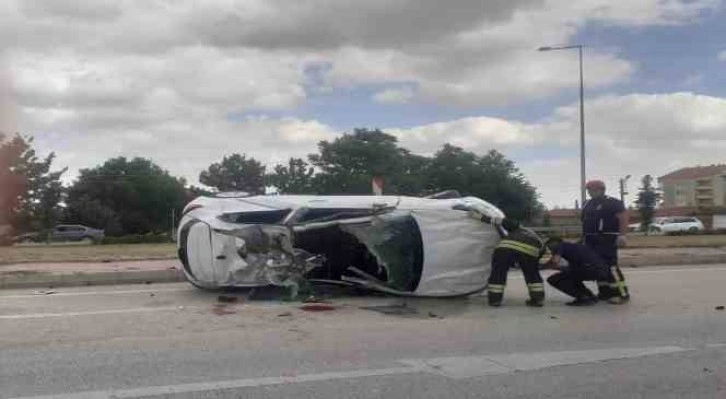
[585,180,606,190]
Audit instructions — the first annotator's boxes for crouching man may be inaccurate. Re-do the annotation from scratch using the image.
[543,237,612,306]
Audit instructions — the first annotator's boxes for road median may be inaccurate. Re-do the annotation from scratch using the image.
[0,260,185,289]
[2,247,726,290]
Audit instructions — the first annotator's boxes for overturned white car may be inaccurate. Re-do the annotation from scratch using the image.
[177,193,505,297]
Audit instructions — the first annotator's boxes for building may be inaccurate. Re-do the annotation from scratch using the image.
[659,164,726,208]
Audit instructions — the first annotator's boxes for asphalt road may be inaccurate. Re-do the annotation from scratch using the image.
[1,265,725,398]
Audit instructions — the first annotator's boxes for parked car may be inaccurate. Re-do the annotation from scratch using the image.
[177,193,505,296]
[628,222,643,233]
[648,217,704,235]
[15,224,105,244]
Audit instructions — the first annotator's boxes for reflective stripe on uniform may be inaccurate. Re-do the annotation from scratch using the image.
[497,240,540,257]
[610,267,627,297]
[528,283,545,292]
[488,284,505,293]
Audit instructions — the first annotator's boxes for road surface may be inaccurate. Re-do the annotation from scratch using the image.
[1,265,725,398]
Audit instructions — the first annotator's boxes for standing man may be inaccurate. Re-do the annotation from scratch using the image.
[581,180,630,304]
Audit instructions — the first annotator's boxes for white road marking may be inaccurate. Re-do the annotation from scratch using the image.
[0,306,184,320]
[0,287,189,300]
[401,346,688,379]
[7,366,424,399]
[9,345,690,399]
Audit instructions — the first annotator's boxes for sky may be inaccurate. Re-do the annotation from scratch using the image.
[2,0,726,208]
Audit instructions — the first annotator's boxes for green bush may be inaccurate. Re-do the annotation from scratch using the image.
[101,233,172,245]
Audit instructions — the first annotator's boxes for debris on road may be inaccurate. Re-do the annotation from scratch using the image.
[149,293,155,297]
[299,303,336,312]
[144,281,153,285]
[550,315,559,319]
[716,306,725,311]
[32,290,56,295]
[212,304,236,316]
[428,311,444,319]
[217,295,239,303]
[277,311,293,317]
[360,304,418,316]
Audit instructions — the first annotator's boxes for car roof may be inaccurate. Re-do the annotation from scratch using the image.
[189,194,502,213]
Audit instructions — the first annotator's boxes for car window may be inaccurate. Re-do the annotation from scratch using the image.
[294,208,382,224]
[217,209,291,224]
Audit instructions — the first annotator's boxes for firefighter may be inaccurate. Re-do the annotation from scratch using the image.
[468,210,545,307]
[582,180,630,304]
[543,237,610,306]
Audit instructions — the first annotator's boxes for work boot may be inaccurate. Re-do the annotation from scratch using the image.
[607,295,630,305]
[525,299,544,307]
[566,296,598,306]
[488,292,503,307]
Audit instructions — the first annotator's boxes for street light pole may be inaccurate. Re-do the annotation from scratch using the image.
[578,46,586,209]
[539,44,586,208]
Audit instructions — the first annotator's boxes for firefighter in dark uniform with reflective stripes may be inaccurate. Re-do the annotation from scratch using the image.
[543,237,610,306]
[582,180,630,304]
[469,210,545,307]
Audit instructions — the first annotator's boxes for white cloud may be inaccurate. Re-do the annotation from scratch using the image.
[2,0,724,208]
[372,87,415,104]
[718,50,726,61]
[390,92,726,208]
[31,116,337,186]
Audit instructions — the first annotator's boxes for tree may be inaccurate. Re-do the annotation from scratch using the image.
[199,154,266,194]
[65,157,187,235]
[308,128,420,195]
[426,145,540,221]
[0,133,66,233]
[636,175,659,235]
[266,158,316,194]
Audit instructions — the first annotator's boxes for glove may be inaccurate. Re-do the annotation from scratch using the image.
[617,235,627,248]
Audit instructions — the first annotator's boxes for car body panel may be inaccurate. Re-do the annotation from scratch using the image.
[177,194,505,296]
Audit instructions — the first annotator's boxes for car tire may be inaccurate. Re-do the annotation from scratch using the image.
[688,227,698,234]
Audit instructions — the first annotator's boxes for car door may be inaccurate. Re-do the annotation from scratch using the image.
[51,226,67,241]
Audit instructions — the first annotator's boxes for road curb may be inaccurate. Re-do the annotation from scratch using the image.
[1,255,726,290]
[0,269,185,290]
[620,255,726,268]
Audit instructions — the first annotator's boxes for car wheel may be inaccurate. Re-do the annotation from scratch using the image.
[688,227,698,233]
[80,236,94,244]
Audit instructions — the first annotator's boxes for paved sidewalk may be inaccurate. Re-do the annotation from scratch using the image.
[2,246,726,290]
[620,246,726,267]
